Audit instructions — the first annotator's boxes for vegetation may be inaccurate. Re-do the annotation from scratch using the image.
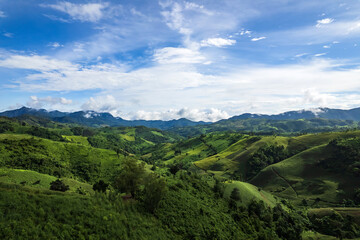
[50,179,70,192]
[1,115,360,239]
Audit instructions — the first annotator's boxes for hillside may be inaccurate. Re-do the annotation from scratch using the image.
[1,119,360,239]
[170,118,359,137]
[183,130,360,208]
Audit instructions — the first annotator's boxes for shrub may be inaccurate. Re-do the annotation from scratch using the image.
[50,179,69,192]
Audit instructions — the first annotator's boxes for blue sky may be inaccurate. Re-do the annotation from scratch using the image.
[1,0,360,121]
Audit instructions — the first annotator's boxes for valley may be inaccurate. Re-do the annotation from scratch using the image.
[0,111,360,239]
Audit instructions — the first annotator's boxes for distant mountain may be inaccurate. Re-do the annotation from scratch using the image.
[0,107,210,130]
[229,107,360,121]
[2,106,360,131]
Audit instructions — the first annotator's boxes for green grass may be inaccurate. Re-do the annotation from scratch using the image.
[0,168,94,194]
[223,180,278,207]
[63,135,91,146]
[195,135,288,178]
[250,143,360,205]
[301,231,337,240]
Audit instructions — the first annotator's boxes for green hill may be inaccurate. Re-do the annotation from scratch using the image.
[0,168,93,194]
[170,118,359,137]
[0,133,124,183]
[194,131,360,179]
[142,132,244,169]
[249,137,360,206]
[223,180,278,207]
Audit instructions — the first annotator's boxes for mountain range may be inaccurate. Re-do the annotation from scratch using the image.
[1,106,360,130]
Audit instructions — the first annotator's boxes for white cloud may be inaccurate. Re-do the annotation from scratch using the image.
[27,96,72,109]
[295,53,308,58]
[314,53,327,57]
[42,2,109,22]
[48,42,63,48]
[302,89,334,106]
[240,30,252,36]
[161,2,192,35]
[200,37,236,47]
[323,45,331,48]
[153,47,206,64]
[251,36,266,41]
[266,19,360,45]
[0,11,6,18]
[3,53,360,120]
[81,95,121,116]
[130,108,229,122]
[0,55,76,71]
[316,18,334,27]
[3,33,13,38]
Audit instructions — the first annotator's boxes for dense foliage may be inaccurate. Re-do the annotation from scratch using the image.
[246,145,289,180]
[324,137,360,176]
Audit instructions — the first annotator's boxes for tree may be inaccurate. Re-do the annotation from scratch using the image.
[213,178,224,198]
[143,173,167,213]
[93,180,108,192]
[50,179,69,192]
[230,188,241,201]
[113,158,146,198]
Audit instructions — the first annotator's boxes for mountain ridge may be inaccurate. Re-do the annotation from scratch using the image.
[0,107,210,130]
[2,106,360,130]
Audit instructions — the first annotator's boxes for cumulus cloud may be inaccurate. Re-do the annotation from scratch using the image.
[251,36,266,41]
[81,95,119,112]
[200,37,236,47]
[27,96,72,109]
[302,89,334,106]
[42,2,109,22]
[316,18,334,27]
[130,108,230,122]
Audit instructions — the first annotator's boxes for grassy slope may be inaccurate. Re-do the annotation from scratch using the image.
[63,135,91,146]
[250,144,360,205]
[301,231,338,240]
[0,168,94,193]
[223,180,278,207]
[0,134,124,183]
[195,135,288,178]
[195,131,360,179]
[144,132,244,168]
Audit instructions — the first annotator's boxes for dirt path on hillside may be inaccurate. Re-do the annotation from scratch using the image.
[271,167,298,198]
